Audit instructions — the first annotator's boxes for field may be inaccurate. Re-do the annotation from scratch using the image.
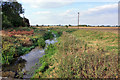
[1,27,119,78]
[32,27,118,78]
[35,26,118,33]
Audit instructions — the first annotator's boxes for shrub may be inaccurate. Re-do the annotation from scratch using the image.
[36,24,39,27]
[37,37,45,48]
[2,42,15,64]
[43,31,54,40]
[50,30,62,37]
[45,44,57,54]
[30,37,39,46]
[65,25,68,28]
[69,24,71,26]
[15,46,29,56]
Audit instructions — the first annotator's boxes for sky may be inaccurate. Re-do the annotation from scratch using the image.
[16,0,119,26]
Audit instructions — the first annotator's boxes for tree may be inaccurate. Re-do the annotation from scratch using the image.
[65,25,68,28]
[69,24,71,26]
[23,17,30,27]
[2,14,13,28]
[2,1,29,28]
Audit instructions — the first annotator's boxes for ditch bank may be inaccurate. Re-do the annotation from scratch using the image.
[2,30,61,79]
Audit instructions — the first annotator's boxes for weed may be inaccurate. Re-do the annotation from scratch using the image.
[33,29,118,78]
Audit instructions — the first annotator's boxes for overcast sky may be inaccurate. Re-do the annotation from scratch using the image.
[17,0,119,26]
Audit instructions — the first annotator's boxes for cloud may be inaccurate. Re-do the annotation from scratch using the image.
[17,0,75,8]
[81,13,117,25]
[47,3,118,25]
[35,11,50,14]
[81,3,118,16]
[19,1,118,25]
[17,0,119,9]
[80,3,118,25]
[17,0,119,3]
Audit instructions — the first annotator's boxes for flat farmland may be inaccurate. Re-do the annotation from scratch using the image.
[68,27,119,34]
[35,26,119,34]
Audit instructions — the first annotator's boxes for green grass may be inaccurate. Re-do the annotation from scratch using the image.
[32,43,58,78]
[33,29,118,78]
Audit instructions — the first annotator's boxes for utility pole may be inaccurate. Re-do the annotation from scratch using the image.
[78,12,80,28]
[78,12,79,26]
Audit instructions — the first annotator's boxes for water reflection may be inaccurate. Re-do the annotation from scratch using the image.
[21,48,45,71]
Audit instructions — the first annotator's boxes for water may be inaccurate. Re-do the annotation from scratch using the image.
[2,33,57,78]
[21,48,45,78]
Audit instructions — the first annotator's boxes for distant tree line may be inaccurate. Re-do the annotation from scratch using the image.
[2,0,30,29]
[32,24,119,27]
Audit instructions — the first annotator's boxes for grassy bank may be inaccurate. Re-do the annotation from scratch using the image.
[33,29,118,78]
[2,27,50,65]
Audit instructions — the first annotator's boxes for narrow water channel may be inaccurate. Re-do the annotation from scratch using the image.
[2,33,57,79]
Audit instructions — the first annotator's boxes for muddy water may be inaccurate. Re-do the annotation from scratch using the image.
[2,33,57,79]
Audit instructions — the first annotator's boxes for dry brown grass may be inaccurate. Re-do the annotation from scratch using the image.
[34,26,119,34]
